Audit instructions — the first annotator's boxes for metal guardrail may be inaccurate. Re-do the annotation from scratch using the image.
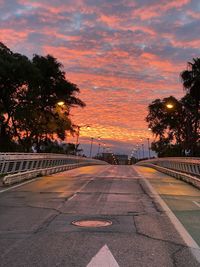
[136,157,200,189]
[137,157,200,176]
[0,153,106,175]
[0,153,108,185]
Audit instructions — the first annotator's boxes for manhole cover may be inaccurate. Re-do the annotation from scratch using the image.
[72,219,112,228]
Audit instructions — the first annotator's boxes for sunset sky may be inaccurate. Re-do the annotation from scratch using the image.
[1,0,200,156]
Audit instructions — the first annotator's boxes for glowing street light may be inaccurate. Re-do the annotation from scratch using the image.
[166,103,174,109]
[57,101,65,106]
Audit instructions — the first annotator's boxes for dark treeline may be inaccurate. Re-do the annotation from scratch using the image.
[0,42,85,153]
[146,58,200,157]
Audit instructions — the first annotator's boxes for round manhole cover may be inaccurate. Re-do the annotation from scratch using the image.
[72,219,112,228]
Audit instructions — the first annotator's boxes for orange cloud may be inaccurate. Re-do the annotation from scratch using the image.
[0,29,30,46]
[0,0,193,154]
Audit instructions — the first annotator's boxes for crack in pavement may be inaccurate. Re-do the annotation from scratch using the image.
[138,179,165,213]
[34,212,61,234]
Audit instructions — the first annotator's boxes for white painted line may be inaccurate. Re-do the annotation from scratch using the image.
[193,201,200,208]
[0,177,43,194]
[0,165,110,195]
[68,193,77,201]
[65,166,111,200]
[142,177,200,263]
[87,244,119,267]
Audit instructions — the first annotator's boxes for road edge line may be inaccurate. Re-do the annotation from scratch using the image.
[142,177,200,263]
[0,176,44,194]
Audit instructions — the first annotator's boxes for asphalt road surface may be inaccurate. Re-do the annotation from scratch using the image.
[137,166,200,247]
[0,165,200,267]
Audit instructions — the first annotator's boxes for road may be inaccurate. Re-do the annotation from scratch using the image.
[0,165,200,267]
[137,166,200,247]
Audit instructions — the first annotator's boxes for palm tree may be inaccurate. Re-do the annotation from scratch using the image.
[180,58,200,155]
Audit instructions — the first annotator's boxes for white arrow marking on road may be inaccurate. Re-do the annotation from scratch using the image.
[87,245,120,267]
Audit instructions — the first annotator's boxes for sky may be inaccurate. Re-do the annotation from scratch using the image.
[1,0,200,156]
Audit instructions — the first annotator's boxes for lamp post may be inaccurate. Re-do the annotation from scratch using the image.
[147,138,151,159]
[75,125,90,146]
[137,147,141,160]
[96,136,101,157]
[97,143,101,156]
[89,137,94,158]
[102,143,106,153]
[141,144,144,159]
[75,125,90,155]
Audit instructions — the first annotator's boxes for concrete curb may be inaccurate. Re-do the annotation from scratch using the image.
[2,163,102,186]
[139,163,200,190]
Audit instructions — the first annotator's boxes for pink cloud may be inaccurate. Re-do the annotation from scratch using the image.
[0,28,29,46]
[133,0,190,20]
[0,0,194,154]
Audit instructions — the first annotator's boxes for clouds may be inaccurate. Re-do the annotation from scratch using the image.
[0,0,199,154]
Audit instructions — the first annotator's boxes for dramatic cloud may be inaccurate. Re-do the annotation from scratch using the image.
[0,0,199,155]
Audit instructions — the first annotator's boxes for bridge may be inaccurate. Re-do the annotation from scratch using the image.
[0,153,200,266]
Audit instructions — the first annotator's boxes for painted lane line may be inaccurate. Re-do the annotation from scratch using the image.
[60,166,110,201]
[87,244,119,267]
[65,177,95,202]
[0,165,109,194]
[193,201,200,208]
[68,193,77,201]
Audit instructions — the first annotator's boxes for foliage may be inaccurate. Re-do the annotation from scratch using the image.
[181,58,200,102]
[180,58,200,155]
[0,42,85,152]
[146,95,199,157]
[147,57,200,157]
[35,139,82,155]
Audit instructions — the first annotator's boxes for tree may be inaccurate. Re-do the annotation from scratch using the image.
[146,95,197,157]
[180,58,200,155]
[0,42,35,151]
[0,43,85,152]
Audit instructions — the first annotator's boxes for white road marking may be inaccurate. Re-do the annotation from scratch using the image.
[87,245,119,267]
[68,193,77,201]
[193,201,200,208]
[0,165,110,194]
[141,177,200,264]
[0,177,43,194]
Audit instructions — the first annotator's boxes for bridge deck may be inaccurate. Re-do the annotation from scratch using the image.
[0,165,200,266]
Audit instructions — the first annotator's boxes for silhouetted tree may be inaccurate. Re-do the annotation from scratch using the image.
[0,43,85,152]
[146,95,197,157]
[181,58,200,155]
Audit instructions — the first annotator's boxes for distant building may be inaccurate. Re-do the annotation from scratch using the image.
[115,154,128,165]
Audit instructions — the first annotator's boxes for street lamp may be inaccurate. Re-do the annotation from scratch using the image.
[75,125,90,156]
[89,137,94,157]
[97,143,101,156]
[75,125,90,147]
[141,144,144,159]
[137,146,141,160]
[166,103,174,109]
[102,143,106,154]
[147,138,151,159]
[57,101,65,106]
